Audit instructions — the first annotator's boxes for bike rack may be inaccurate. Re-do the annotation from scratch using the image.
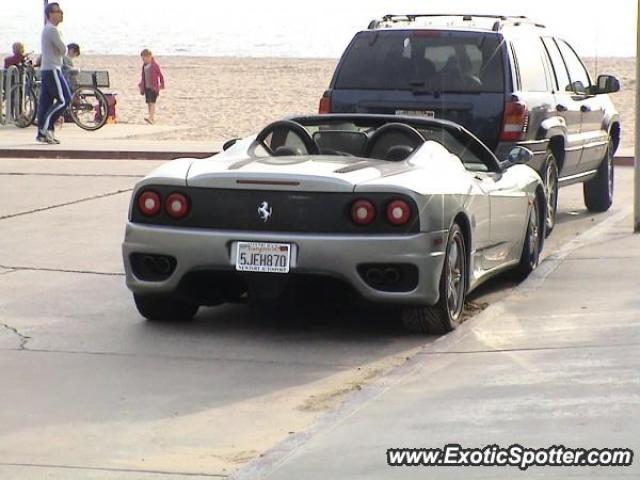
[0,69,4,124]
[4,66,21,124]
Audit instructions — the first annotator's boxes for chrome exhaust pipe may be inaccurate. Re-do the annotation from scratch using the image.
[142,255,157,273]
[384,267,401,284]
[366,268,384,285]
[154,256,172,275]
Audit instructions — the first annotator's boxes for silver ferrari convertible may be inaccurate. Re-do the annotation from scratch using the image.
[122,114,546,334]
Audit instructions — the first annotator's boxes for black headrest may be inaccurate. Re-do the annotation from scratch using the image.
[273,146,300,156]
[385,145,414,162]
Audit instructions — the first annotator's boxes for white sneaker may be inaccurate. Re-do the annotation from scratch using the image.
[45,130,60,144]
[36,130,56,144]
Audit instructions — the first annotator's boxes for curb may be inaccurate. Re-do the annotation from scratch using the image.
[614,155,634,167]
[0,149,216,161]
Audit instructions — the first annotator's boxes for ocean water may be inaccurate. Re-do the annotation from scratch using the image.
[1,0,636,58]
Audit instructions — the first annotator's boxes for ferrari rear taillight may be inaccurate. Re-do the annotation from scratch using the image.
[319,91,332,114]
[351,199,376,225]
[138,191,161,216]
[500,99,529,141]
[165,193,190,219]
[386,200,411,225]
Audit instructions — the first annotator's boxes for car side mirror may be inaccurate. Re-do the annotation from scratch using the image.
[506,146,534,165]
[595,74,620,94]
[222,138,240,151]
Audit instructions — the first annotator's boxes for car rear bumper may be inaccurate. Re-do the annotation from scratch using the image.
[122,223,447,306]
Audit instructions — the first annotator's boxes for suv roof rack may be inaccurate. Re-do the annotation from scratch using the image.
[367,14,546,32]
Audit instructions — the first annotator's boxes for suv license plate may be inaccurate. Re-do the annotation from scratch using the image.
[396,110,435,118]
[235,242,291,273]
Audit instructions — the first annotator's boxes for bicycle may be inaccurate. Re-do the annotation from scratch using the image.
[6,57,38,128]
[9,56,109,131]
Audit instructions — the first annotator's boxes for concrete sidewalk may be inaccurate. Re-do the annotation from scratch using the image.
[234,211,640,479]
[0,123,221,160]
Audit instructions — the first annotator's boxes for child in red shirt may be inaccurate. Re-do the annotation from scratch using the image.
[138,48,165,124]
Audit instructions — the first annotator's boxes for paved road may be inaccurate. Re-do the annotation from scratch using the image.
[0,158,636,478]
[237,204,640,480]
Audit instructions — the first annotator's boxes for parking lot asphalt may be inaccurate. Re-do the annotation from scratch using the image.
[0,157,637,478]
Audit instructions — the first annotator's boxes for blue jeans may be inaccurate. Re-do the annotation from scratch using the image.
[37,69,72,132]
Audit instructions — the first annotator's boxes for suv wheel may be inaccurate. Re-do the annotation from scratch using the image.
[584,136,614,212]
[543,152,558,237]
[134,294,199,322]
[402,224,466,334]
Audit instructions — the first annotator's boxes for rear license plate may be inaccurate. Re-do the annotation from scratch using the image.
[396,110,435,118]
[235,242,291,273]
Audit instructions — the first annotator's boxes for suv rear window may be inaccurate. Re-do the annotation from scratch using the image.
[335,30,505,93]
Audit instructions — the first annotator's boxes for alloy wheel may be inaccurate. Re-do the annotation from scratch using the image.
[607,139,614,204]
[528,201,540,266]
[545,156,558,232]
[446,232,465,321]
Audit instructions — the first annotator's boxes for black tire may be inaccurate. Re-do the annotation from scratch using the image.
[69,87,109,131]
[584,136,614,212]
[9,84,37,128]
[133,294,199,322]
[515,195,542,278]
[543,151,559,237]
[402,223,466,335]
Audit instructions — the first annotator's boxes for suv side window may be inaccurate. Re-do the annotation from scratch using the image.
[556,40,591,94]
[510,36,549,92]
[542,37,571,92]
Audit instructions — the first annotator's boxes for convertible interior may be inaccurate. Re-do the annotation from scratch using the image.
[250,114,499,172]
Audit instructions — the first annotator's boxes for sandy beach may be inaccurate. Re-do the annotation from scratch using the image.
[74,55,635,149]
[73,56,338,143]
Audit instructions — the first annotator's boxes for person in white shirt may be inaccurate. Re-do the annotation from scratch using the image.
[36,2,71,144]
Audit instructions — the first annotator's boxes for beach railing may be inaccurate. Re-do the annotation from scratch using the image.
[0,69,3,124]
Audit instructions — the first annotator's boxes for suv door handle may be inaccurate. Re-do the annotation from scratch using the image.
[556,104,568,112]
[580,105,591,113]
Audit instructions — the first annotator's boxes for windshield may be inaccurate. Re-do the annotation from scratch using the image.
[335,30,505,93]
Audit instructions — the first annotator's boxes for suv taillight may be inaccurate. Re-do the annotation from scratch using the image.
[500,100,529,142]
[319,91,332,114]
